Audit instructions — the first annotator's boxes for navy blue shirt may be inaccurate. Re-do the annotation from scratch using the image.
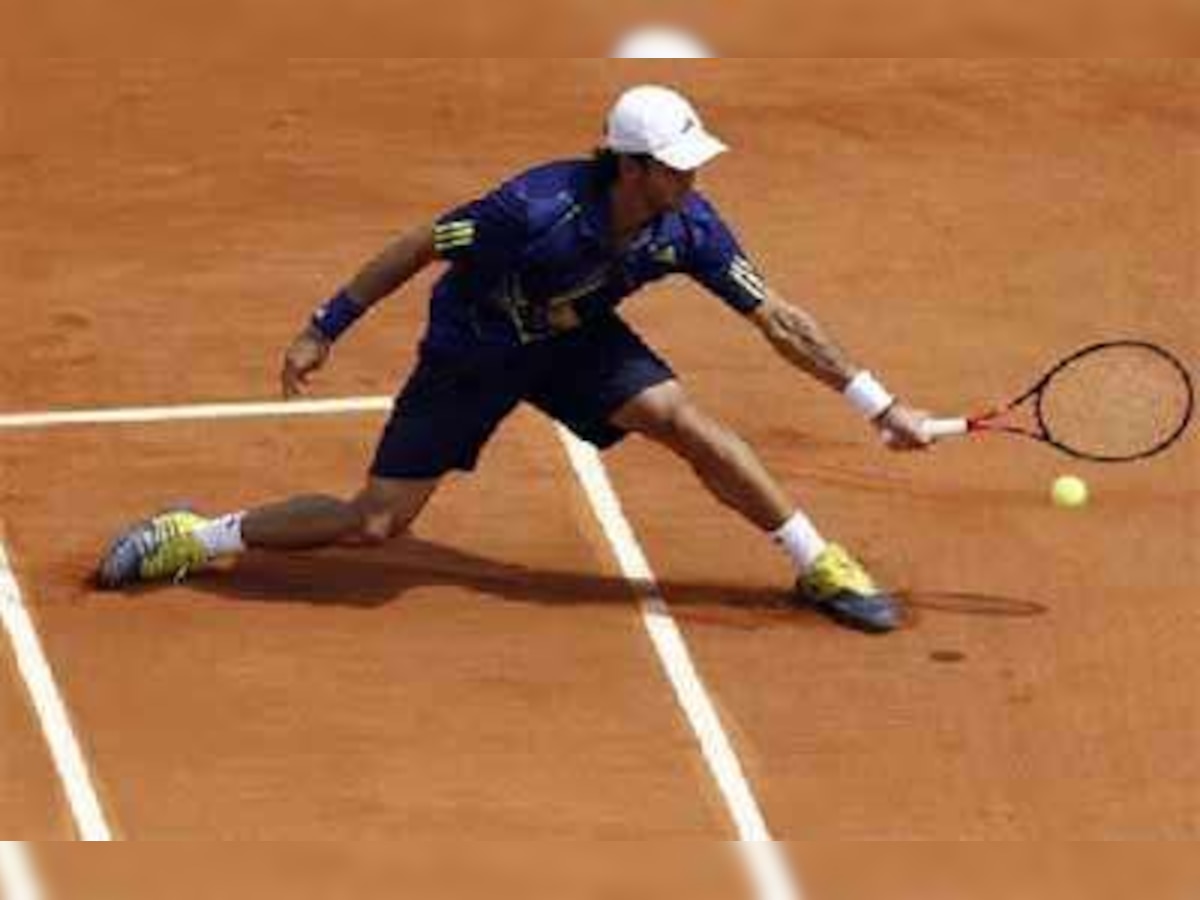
[423,159,769,353]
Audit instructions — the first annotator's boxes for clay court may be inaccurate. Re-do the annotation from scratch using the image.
[1,60,1198,897]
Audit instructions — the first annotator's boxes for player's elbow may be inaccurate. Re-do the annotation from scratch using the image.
[750,302,793,347]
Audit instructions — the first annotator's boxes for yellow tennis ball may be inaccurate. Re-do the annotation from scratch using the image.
[1053,475,1090,509]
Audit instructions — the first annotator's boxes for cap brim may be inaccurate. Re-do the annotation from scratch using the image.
[653,130,728,171]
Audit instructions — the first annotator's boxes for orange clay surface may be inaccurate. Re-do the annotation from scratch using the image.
[26,843,1200,900]
[1,60,1198,895]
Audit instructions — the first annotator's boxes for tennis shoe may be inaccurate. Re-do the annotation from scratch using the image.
[795,544,901,634]
[97,510,211,589]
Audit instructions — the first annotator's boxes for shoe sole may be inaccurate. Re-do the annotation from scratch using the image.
[811,599,900,635]
[794,589,902,635]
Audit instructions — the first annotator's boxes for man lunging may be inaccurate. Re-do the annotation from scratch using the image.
[98,85,932,634]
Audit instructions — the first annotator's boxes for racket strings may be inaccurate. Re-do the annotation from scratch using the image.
[1038,345,1194,460]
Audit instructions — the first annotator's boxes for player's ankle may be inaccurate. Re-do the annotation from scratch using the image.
[771,511,829,574]
[193,513,247,559]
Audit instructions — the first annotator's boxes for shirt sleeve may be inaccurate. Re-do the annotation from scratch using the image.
[433,178,528,269]
[682,196,769,314]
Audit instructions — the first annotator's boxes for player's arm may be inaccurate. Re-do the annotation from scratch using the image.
[282,224,438,399]
[345,223,440,309]
[747,289,856,391]
[309,223,439,343]
[747,290,930,450]
[681,196,931,451]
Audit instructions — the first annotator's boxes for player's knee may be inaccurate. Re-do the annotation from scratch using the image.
[359,513,396,546]
[349,494,395,547]
[350,477,437,547]
[617,383,733,461]
[660,402,723,454]
[620,384,694,445]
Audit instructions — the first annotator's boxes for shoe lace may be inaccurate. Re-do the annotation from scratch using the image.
[146,516,201,583]
[826,553,860,582]
[812,548,874,596]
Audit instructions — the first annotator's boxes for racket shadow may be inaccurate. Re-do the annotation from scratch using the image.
[104,540,1051,630]
[897,590,1050,620]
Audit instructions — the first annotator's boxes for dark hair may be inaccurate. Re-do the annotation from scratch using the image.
[592,148,654,187]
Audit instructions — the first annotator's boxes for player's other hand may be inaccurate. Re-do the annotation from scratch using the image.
[281,328,331,399]
[876,403,933,452]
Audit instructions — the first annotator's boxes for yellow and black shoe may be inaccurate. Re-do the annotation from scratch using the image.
[795,544,902,635]
[97,510,210,590]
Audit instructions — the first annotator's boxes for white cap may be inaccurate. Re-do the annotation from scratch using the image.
[604,85,728,172]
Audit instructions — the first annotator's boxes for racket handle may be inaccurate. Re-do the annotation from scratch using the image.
[922,417,971,441]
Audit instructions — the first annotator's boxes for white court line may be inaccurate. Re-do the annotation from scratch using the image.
[0,397,393,430]
[556,427,800,900]
[0,539,114,841]
[0,843,44,900]
[0,396,799,888]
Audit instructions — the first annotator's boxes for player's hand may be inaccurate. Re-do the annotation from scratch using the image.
[281,328,331,399]
[876,403,933,452]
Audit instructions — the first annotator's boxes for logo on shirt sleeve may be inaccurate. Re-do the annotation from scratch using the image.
[434,220,477,254]
[729,255,768,302]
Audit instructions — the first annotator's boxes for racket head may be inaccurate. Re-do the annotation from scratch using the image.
[979,340,1196,462]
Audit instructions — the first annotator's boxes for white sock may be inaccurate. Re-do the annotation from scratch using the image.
[772,511,829,574]
[194,513,247,559]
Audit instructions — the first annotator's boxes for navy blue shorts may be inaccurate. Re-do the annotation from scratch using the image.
[370,317,675,479]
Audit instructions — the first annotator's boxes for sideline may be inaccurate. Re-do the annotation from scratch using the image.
[0,843,45,900]
[0,538,114,841]
[557,427,800,900]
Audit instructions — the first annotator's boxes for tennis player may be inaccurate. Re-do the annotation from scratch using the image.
[98,85,932,634]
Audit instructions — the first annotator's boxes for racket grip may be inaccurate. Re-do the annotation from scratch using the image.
[922,417,971,441]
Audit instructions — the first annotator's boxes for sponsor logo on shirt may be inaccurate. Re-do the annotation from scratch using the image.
[653,245,679,267]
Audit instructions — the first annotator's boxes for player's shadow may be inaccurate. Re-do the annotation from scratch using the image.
[183,536,1049,630]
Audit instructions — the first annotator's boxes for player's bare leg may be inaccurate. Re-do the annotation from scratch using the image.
[96,478,440,588]
[610,381,793,531]
[611,381,901,633]
[242,477,440,549]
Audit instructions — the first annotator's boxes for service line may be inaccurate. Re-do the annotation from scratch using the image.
[0,397,393,430]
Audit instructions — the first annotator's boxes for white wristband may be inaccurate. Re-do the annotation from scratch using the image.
[844,371,896,420]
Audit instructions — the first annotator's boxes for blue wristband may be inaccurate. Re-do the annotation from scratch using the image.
[311,290,366,343]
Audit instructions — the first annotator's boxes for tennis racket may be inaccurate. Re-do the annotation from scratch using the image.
[921,340,1195,463]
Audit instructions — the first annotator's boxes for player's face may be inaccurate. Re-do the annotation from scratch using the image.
[622,157,696,214]
[643,160,697,212]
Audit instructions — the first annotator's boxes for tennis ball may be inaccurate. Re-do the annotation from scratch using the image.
[1052,475,1090,509]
